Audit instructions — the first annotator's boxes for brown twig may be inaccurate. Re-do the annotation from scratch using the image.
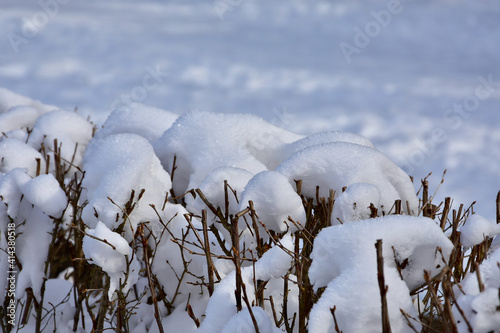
[201,210,215,296]
[496,191,500,224]
[138,223,164,333]
[474,262,485,293]
[440,197,452,231]
[330,306,343,333]
[375,239,392,333]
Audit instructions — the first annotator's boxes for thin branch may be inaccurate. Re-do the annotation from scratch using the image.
[375,239,392,333]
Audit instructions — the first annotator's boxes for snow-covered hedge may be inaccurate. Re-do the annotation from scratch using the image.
[1,87,499,332]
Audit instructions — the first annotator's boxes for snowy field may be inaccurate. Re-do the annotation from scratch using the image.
[0,0,499,219]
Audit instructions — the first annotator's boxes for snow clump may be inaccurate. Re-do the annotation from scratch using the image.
[27,110,94,171]
[456,247,500,332]
[185,166,254,224]
[83,221,140,299]
[154,110,303,195]
[276,142,418,221]
[81,133,172,236]
[308,215,453,333]
[239,171,305,237]
[96,102,178,144]
[460,214,500,248]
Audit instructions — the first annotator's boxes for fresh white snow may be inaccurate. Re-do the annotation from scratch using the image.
[81,133,172,235]
[276,141,418,218]
[0,92,498,331]
[460,214,500,249]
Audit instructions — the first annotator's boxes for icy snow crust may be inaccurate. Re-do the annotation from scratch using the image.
[0,93,495,332]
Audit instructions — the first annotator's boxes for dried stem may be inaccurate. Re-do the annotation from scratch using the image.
[330,306,343,333]
[201,210,215,295]
[137,224,164,333]
[375,239,392,333]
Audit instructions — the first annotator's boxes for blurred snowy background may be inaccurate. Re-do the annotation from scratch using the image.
[1,0,499,220]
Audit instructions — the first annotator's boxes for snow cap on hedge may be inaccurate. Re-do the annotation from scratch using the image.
[154,110,303,195]
[81,133,171,236]
[28,110,93,169]
[20,174,67,217]
[97,102,178,144]
[276,142,418,219]
[308,215,453,333]
[285,130,375,156]
[0,138,43,177]
[240,171,305,236]
[0,87,55,114]
[186,166,254,224]
[460,214,500,249]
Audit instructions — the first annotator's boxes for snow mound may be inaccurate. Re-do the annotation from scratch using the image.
[276,142,418,220]
[81,133,172,235]
[154,111,303,195]
[309,215,453,333]
[0,102,442,331]
[285,130,375,156]
[186,166,254,223]
[20,174,67,217]
[0,106,46,141]
[27,110,94,171]
[0,138,43,177]
[239,171,305,236]
[456,247,500,332]
[331,182,382,223]
[152,295,209,333]
[0,168,31,219]
[97,103,178,144]
[0,87,55,114]
[460,214,500,249]
[83,221,140,299]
